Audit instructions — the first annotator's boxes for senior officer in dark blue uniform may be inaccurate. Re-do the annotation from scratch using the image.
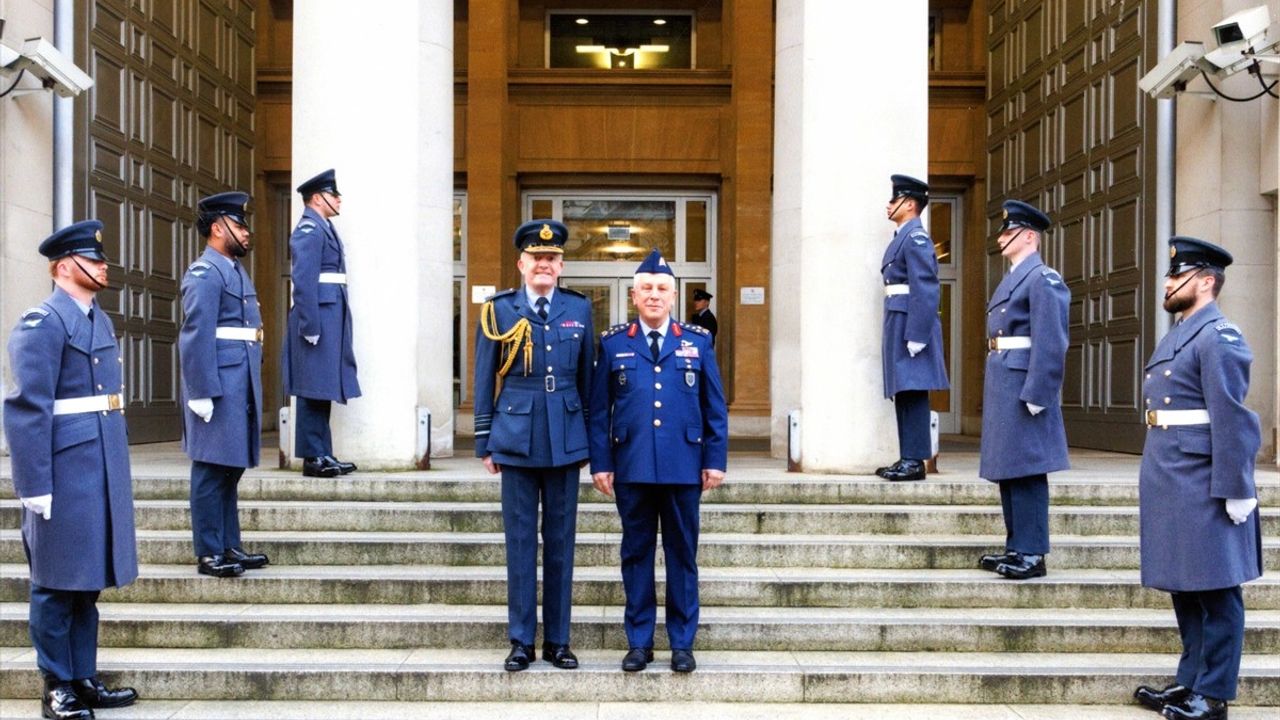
[473,219,594,672]
[978,200,1070,580]
[1131,238,1262,720]
[178,192,269,578]
[283,169,361,478]
[5,220,139,719]
[877,174,949,481]
[588,249,729,674]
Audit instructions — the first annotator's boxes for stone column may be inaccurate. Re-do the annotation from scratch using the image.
[770,0,929,471]
[292,0,454,468]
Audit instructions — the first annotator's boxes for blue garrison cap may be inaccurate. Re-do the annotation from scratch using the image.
[39,220,108,261]
[1167,236,1232,276]
[297,168,340,197]
[890,174,929,202]
[513,219,568,254]
[198,191,251,229]
[1000,200,1051,232]
[635,248,674,277]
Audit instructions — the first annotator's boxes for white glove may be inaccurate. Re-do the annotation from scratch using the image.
[1026,403,1045,416]
[187,397,214,423]
[907,341,926,357]
[305,335,320,346]
[20,494,52,520]
[1225,498,1258,525]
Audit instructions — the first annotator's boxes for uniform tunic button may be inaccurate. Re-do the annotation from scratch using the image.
[1163,397,1171,405]
[1164,370,1172,377]
[654,401,662,408]
[653,419,661,427]
[544,325,550,331]
[93,358,99,364]
[655,382,662,390]
[654,366,661,373]
[1146,399,1151,406]
[96,384,103,390]
[1001,308,1007,313]
[545,345,552,352]
[1146,373,1151,379]
[997,329,1004,335]
[573,333,579,339]
[546,366,553,373]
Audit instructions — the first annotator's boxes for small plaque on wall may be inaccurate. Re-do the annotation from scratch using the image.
[740,287,766,305]
[471,285,497,303]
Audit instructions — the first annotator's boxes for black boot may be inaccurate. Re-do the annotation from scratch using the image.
[1162,693,1228,720]
[197,554,245,578]
[224,546,269,570]
[325,455,357,474]
[880,459,926,482]
[42,678,93,719]
[979,551,1017,572]
[994,552,1047,580]
[302,456,341,478]
[72,676,138,709]
[1135,683,1190,712]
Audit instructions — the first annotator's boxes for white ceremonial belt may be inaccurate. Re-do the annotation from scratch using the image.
[883,284,910,296]
[1146,409,1210,427]
[215,326,264,342]
[318,273,347,285]
[53,393,123,415]
[988,336,1032,351]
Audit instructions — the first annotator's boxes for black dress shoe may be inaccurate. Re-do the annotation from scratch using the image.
[1162,693,1228,720]
[325,455,357,475]
[542,642,579,669]
[622,647,654,672]
[302,457,341,478]
[874,460,905,478]
[980,551,1017,572]
[671,648,697,673]
[881,459,926,482]
[224,546,269,570]
[1135,683,1191,712]
[42,679,92,719]
[197,554,244,578]
[504,641,535,672]
[72,676,138,709]
[995,553,1047,580]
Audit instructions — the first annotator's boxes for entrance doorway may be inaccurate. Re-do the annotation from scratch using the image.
[928,193,963,434]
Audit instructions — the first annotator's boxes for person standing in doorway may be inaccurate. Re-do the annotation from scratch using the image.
[688,288,718,345]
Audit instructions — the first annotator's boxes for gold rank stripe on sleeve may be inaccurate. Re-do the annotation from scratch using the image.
[479,299,533,401]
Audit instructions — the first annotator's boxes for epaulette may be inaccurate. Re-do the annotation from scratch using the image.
[485,288,517,302]
[601,322,630,338]
[559,286,586,299]
[677,320,710,336]
[187,260,213,278]
[297,219,317,234]
[19,307,49,329]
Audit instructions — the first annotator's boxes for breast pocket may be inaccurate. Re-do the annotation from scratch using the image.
[558,327,585,371]
[678,358,703,393]
[612,357,637,394]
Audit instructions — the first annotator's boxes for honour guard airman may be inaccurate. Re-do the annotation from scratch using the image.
[877,174,950,481]
[4,220,139,719]
[588,249,729,674]
[283,169,361,478]
[178,192,270,578]
[1132,237,1262,720]
[978,200,1070,580]
[688,288,718,346]
[473,219,595,671]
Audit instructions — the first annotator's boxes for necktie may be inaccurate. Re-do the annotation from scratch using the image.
[648,330,661,362]
[536,296,548,320]
[86,308,94,325]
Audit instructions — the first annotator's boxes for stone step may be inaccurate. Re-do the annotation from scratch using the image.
[4,564,1278,609]
[7,499,1273,536]
[4,701,1279,720]
[6,529,1276,571]
[1,648,1278,704]
[11,474,1276,506]
[2,602,1278,654]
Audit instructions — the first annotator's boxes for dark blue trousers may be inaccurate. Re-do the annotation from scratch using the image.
[189,461,245,557]
[294,397,333,459]
[998,474,1050,555]
[1171,586,1245,701]
[893,390,931,461]
[29,584,99,681]
[615,483,702,651]
[500,464,580,646]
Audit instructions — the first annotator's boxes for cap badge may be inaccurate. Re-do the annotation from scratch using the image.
[95,230,103,242]
[1170,245,1177,259]
[539,224,554,241]
[1001,209,1008,219]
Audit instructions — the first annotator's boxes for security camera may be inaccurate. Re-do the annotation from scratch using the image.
[1139,41,1212,99]
[1213,5,1271,49]
[10,37,93,98]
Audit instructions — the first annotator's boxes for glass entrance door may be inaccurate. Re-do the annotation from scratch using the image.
[559,278,634,334]
[927,194,963,434]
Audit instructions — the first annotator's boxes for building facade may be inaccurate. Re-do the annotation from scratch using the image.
[1,0,1276,469]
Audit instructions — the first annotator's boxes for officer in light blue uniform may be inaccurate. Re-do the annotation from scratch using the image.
[589,249,729,674]
[4,220,139,718]
[179,192,269,579]
[978,200,1070,581]
[1132,237,1261,720]
[283,169,361,478]
[473,219,594,672]
[878,174,949,481]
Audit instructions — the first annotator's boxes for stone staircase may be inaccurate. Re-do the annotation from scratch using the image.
[1,448,1278,719]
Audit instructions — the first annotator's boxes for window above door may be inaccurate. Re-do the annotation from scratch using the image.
[547,11,696,69]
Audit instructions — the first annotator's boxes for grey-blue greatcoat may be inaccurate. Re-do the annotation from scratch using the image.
[283,207,361,402]
[1139,303,1263,592]
[979,252,1071,481]
[473,287,594,467]
[179,247,263,468]
[3,288,138,590]
[881,217,949,397]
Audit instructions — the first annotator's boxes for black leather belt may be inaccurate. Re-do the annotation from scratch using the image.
[501,374,576,393]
